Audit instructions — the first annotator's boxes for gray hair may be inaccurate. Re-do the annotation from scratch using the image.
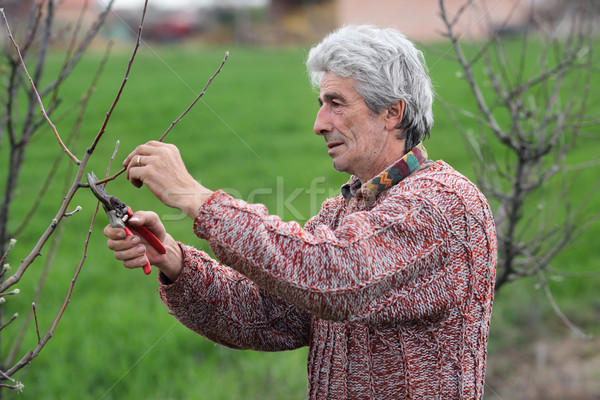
[306,25,434,151]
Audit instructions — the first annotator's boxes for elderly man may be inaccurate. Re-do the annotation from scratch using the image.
[105,25,497,399]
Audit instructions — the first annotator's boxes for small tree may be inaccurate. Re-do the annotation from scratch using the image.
[438,0,599,307]
[0,0,118,390]
[0,0,226,390]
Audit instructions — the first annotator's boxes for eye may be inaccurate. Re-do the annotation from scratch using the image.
[330,100,345,111]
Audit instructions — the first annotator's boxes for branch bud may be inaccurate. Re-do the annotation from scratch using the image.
[65,206,82,217]
[1,288,20,296]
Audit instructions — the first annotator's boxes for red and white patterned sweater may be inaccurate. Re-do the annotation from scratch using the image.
[159,159,497,399]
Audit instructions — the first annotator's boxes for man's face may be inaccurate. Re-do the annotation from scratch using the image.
[314,72,394,182]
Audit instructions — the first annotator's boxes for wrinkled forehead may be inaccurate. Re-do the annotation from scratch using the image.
[318,72,362,101]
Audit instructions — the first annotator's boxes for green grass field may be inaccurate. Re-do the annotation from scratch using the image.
[1,40,598,399]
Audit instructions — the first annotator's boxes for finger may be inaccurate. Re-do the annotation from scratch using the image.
[126,153,158,188]
[144,140,164,148]
[122,144,149,173]
[111,244,145,261]
[123,144,144,168]
[123,142,176,169]
[113,242,146,263]
[103,225,126,240]
[107,234,140,251]
[123,141,165,165]
[122,256,150,270]
[127,164,146,188]
[128,211,166,242]
[127,210,158,226]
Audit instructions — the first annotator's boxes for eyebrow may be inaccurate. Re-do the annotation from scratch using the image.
[318,92,347,106]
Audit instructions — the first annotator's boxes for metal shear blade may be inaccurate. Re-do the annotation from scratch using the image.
[86,171,166,276]
[87,172,123,212]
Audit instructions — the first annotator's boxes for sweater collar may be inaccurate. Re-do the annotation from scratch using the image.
[341,142,429,202]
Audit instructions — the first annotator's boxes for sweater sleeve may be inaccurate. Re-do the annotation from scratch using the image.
[193,173,492,324]
[158,244,312,351]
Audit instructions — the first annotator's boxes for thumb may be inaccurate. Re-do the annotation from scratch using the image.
[128,211,162,233]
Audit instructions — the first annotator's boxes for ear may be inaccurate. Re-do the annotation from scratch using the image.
[384,100,405,131]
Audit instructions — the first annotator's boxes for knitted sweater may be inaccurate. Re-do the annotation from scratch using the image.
[158,159,497,400]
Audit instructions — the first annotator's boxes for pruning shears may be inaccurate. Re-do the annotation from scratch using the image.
[87,171,166,275]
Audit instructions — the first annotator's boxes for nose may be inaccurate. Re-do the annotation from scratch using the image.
[313,105,333,136]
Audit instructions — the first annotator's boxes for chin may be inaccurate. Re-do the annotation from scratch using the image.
[331,159,351,175]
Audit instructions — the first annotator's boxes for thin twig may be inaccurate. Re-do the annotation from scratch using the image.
[0,8,80,164]
[6,218,65,366]
[1,154,91,300]
[19,1,44,57]
[0,382,23,391]
[40,0,116,98]
[0,369,16,383]
[64,207,82,217]
[4,181,102,377]
[540,272,590,339]
[32,303,41,344]
[96,51,230,185]
[438,0,516,151]
[29,0,54,124]
[13,41,113,237]
[0,290,20,298]
[0,313,19,332]
[0,238,16,268]
[159,51,229,142]
[107,141,121,175]
[88,0,149,153]
[52,0,91,104]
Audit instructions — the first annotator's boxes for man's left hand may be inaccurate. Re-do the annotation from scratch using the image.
[124,141,213,218]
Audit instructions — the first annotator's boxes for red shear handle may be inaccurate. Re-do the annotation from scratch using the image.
[122,226,152,275]
[125,207,167,275]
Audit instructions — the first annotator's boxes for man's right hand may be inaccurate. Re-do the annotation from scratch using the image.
[104,210,183,282]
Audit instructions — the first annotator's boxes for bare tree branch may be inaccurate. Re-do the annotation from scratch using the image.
[97,50,230,185]
[0,0,145,384]
[539,272,589,339]
[438,0,600,293]
[1,8,80,164]
[41,0,116,98]
[88,0,148,153]
[0,0,230,387]
[13,41,113,237]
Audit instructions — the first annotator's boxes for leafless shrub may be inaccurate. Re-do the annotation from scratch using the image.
[0,0,227,390]
[437,0,599,304]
